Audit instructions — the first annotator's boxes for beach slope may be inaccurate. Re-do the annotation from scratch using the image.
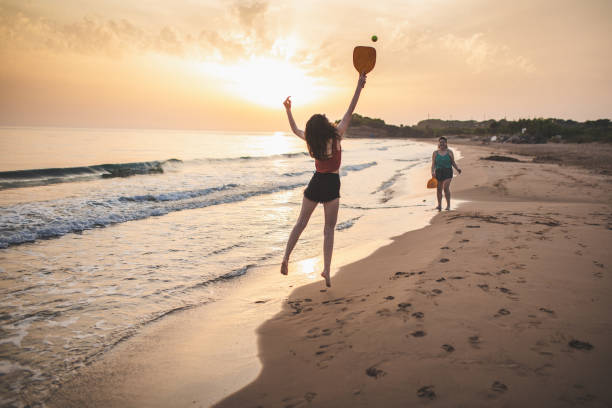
[215,143,612,407]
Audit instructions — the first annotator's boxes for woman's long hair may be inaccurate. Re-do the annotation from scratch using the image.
[305,114,338,160]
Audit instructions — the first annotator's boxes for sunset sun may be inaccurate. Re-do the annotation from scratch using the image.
[200,56,329,108]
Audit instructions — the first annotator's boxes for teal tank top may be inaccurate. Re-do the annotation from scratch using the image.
[435,151,452,169]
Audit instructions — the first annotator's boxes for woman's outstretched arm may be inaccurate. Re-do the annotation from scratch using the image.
[449,150,462,174]
[336,73,367,137]
[283,96,305,140]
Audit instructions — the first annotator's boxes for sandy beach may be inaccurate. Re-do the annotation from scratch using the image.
[48,141,612,408]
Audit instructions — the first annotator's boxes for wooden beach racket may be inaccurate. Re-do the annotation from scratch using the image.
[353,46,376,74]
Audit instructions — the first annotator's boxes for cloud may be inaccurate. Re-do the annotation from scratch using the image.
[0,1,284,63]
[232,0,268,30]
[440,33,535,74]
[0,6,190,58]
[197,1,274,62]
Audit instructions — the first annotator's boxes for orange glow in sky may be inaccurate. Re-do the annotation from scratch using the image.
[0,0,611,130]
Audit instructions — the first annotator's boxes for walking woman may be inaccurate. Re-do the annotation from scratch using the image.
[431,136,462,211]
[280,72,367,287]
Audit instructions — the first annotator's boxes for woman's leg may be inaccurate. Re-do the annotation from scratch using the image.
[443,178,452,210]
[281,196,318,275]
[436,182,443,210]
[321,198,339,287]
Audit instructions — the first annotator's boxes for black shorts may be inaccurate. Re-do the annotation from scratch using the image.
[435,167,453,182]
[304,172,340,203]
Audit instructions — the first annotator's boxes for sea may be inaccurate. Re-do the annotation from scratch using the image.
[0,127,438,407]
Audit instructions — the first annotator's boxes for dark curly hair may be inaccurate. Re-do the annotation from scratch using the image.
[305,114,339,160]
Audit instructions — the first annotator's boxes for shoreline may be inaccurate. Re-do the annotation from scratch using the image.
[47,141,612,407]
[45,143,441,408]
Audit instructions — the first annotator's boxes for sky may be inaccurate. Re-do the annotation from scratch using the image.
[0,0,611,131]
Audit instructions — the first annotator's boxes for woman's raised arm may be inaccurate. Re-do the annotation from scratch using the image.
[283,96,305,140]
[336,73,367,137]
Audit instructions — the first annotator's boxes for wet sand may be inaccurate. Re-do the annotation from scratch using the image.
[48,142,612,407]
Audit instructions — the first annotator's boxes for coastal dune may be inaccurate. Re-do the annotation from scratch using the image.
[214,144,612,407]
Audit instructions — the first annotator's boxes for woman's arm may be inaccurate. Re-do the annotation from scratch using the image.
[449,150,462,174]
[336,73,367,137]
[431,151,437,177]
[283,96,305,140]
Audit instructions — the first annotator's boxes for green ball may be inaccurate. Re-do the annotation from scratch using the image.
[371,35,378,42]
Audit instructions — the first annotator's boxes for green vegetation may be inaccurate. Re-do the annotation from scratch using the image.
[346,114,612,143]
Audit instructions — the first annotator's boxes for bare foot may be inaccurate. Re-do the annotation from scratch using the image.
[281,260,288,275]
[436,206,441,211]
[445,206,451,211]
[321,271,331,287]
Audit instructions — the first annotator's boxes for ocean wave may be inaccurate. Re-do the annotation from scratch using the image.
[189,151,308,164]
[118,184,239,202]
[0,159,182,190]
[0,159,382,248]
[372,170,402,194]
[341,161,377,174]
[0,182,306,248]
[336,216,361,231]
[282,170,313,177]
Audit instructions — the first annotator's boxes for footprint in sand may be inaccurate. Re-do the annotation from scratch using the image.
[411,330,426,337]
[439,258,450,263]
[495,308,511,317]
[412,312,424,319]
[469,336,481,347]
[417,385,436,399]
[304,392,317,403]
[441,344,455,352]
[377,309,392,317]
[477,284,489,291]
[397,303,412,311]
[496,269,510,275]
[569,340,593,350]
[392,271,416,280]
[436,277,446,282]
[432,289,443,295]
[460,239,470,243]
[384,295,395,300]
[539,307,555,315]
[492,381,508,393]
[365,366,386,378]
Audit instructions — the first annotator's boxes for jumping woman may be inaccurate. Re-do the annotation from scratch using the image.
[431,136,462,211]
[280,72,367,287]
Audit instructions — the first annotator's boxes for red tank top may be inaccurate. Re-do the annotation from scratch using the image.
[315,140,341,173]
